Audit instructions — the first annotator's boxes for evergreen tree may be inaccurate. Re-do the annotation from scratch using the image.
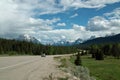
[74,51,82,66]
[90,45,98,58]
[95,49,104,60]
[111,44,120,59]
[102,44,111,56]
[0,38,77,55]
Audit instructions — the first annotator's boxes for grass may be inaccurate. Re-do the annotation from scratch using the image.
[70,55,120,80]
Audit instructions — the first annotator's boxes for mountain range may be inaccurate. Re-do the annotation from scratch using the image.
[16,34,84,46]
[52,38,84,46]
[16,33,120,46]
[16,34,40,44]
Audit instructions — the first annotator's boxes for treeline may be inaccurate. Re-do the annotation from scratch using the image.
[89,43,120,60]
[0,38,76,55]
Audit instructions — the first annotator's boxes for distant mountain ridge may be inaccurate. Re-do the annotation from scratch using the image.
[52,40,73,46]
[16,33,120,46]
[17,34,40,44]
[74,38,83,44]
[52,38,83,46]
[82,33,120,46]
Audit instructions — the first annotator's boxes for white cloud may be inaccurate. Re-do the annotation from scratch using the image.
[109,19,120,27]
[13,0,66,15]
[73,24,86,31]
[36,29,83,43]
[87,16,110,31]
[57,23,66,26]
[60,0,120,9]
[33,24,101,43]
[87,7,120,32]
[36,28,112,44]
[104,8,120,19]
[40,7,120,43]
[70,13,78,18]
[0,1,60,37]
[28,17,60,31]
[4,0,119,16]
[104,8,120,31]
[0,0,120,43]
[0,0,62,37]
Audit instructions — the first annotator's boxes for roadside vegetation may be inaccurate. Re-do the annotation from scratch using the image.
[54,54,96,80]
[43,73,69,80]
[43,42,120,80]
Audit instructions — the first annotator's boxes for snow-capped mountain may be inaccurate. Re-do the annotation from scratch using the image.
[17,34,40,44]
[52,39,73,46]
[52,38,84,46]
[74,38,83,44]
[89,35,96,40]
[105,33,116,37]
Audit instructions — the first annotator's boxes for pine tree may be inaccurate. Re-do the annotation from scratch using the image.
[90,45,98,58]
[95,49,104,60]
[74,51,82,66]
[111,44,120,59]
[102,44,111,56]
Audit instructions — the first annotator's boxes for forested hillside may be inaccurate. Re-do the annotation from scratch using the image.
[0,38,76,55]
[82,33,120,46]
[89,43,120,60]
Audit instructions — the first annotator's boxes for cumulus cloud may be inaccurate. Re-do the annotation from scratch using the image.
[109,19,120,28]
[57,23,66,26]
[70,13,78,18]
[60,0,120,9]
[87,8,120,32]
[14,0,120,16]
[43,7,120,43]
[73,24,86,31]
[28,18,60,30]
[0,0,120,43]
[0,0,62,38]
[104,8,120,19]
[4,0,120,16]
[87,16,110,31]
[36,29,90,44]
[37,28,112,44]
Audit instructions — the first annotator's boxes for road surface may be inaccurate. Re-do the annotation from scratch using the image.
[0,55,61,80]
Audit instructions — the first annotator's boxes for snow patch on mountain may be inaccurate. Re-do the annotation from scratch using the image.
[17,34,40,43]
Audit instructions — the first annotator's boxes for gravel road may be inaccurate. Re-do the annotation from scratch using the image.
[0,55,61,80]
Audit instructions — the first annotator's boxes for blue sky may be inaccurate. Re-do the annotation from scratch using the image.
[0,0,120,44]
[38,2,120,29]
